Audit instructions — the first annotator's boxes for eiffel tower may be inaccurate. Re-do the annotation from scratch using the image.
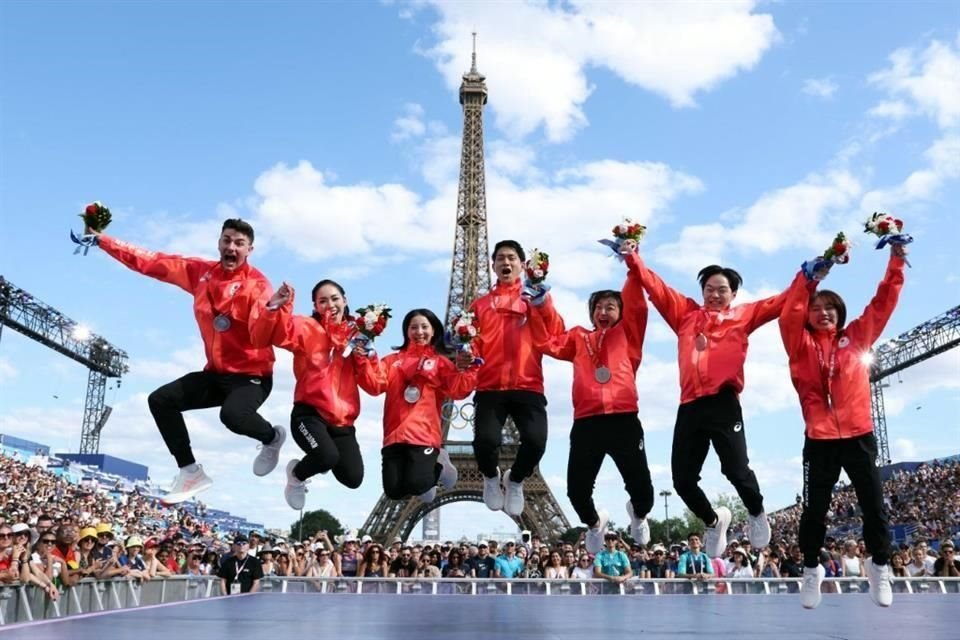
[361,36,570,543]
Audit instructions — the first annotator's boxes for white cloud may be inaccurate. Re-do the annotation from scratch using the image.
[802,76,838,99]
[868,100,912,120]
[868,33,960,129]
[892,437,919,460]
[391,102,427,142]
[418,1,779,141]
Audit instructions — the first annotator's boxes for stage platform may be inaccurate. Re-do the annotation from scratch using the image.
[1,592,952,640]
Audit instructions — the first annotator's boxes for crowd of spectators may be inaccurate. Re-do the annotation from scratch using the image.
[1,451,958,600]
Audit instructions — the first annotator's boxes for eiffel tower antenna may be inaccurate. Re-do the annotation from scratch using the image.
[361,37,570,543]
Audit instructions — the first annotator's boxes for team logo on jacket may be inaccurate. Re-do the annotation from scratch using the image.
[733,421,743,432]
[423,359,436,371]
[838,336,850,348]
[228,282,242,297]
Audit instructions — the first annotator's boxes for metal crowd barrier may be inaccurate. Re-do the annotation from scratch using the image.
[1,576,957,625]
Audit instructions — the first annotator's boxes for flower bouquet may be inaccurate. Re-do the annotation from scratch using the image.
[864,211,913,266]
[598,218,647,260]
[522,248,551,305]
[70,201,113,255]
[343,304,391,357]
[802,232,851,281]
[446,311,483,366]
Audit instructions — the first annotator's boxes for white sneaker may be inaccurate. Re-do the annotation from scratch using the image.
[483,468,505,511]
[626,500,651,546]
[284,459,308,510]
[164,465,213,504]
[800,564,825,609]
[585,509,609,555]
[437,448,458,490]
[502,469,525,516]
[253,425,286,476]
[703,506,731,558]
[418,486,437,504]
[748,512,771,549]
[867,559,893,607]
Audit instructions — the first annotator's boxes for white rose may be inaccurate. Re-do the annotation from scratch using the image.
[533,269,544,279]
[468,326,477,337]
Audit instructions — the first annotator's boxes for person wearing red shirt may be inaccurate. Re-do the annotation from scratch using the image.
[257,279,380,510]
[89,219,285,503]
[779,243,907,610]
[628,240,788,557]
[465,240,564,516]
[360,309,476,503]
[532,244,653,554]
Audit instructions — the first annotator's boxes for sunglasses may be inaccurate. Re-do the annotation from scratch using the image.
[40,538,57,544]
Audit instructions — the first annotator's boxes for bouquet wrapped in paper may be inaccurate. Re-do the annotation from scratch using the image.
[446,311,484,366]
[598,218,647,260]
[802,232,851,281]
[522,248,551,305]
[343,304,391,357]
[70,201,113,255]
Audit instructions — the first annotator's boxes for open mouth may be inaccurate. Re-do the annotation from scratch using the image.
[499,266,513,276]
[222,254,238,267]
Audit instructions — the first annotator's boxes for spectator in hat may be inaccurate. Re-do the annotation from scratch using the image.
[494,541,524,578]
[646,544,673,579]
[728,547,754,578]
[119,536,149,580]
[594,532,633,590]
[467,542,496,578]
[76,527,101,578]
[218,535,263,594]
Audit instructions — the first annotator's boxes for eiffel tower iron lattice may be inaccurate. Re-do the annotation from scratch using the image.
[361,38,570,543]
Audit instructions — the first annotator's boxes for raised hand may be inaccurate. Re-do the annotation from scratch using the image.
[267,281,294,310]
[620,238,638,255]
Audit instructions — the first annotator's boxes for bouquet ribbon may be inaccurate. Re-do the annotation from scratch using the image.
[801,258,833,282]
[521,281,551,307]
[874,232,913,250]
[342,331,376,358]
[597,238,627,262]
[444,330,484,366]
[70,230,99,256]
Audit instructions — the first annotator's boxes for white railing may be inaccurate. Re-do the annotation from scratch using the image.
[1,576,957,625]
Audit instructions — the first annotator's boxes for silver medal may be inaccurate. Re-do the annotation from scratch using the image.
[404,386,421,403]
[594,366,611,384]
[213,314,232,332]
[694,333,707,352]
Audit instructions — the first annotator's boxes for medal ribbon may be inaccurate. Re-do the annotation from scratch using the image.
[204,271,233,323]
[813,339,838,408]
[582,329,608,370]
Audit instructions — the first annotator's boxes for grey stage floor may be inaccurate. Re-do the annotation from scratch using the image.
[0,592,953,640]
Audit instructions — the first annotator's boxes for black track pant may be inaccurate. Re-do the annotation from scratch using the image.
[472,390,548,482]
[799,433,890,568]
[289,403,364,488]
[671,388,764,524]
[381,444,440,499]
[148,371,274,468]
[567,412,655,527]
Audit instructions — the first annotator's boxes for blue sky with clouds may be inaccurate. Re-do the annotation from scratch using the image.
[2,1,958,538]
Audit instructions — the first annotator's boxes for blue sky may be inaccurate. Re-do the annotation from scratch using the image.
[2,1,958,538]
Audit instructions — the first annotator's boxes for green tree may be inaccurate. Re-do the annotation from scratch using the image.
[559,526,587,545]
[288,509,344,542]
[714,493,749,525]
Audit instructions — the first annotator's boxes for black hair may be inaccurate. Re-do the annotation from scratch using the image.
[492,240,525,263]
[395,308,449,354]
[807,289,848,331]
[587,289,623,325]
[697,265,743,292]
[221,218,255,243]
[310,279,350,321]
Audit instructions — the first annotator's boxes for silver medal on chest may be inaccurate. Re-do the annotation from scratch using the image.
[213,314,232,332]
[594,366,612,384]
[404,386,421,404]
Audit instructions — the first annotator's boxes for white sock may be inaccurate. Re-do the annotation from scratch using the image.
[182,463,200,473]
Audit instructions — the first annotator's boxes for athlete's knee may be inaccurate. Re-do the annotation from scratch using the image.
[472,429,500,452]
[338,467,363,489]
[147,387,175,413]
[384,484,406,500]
